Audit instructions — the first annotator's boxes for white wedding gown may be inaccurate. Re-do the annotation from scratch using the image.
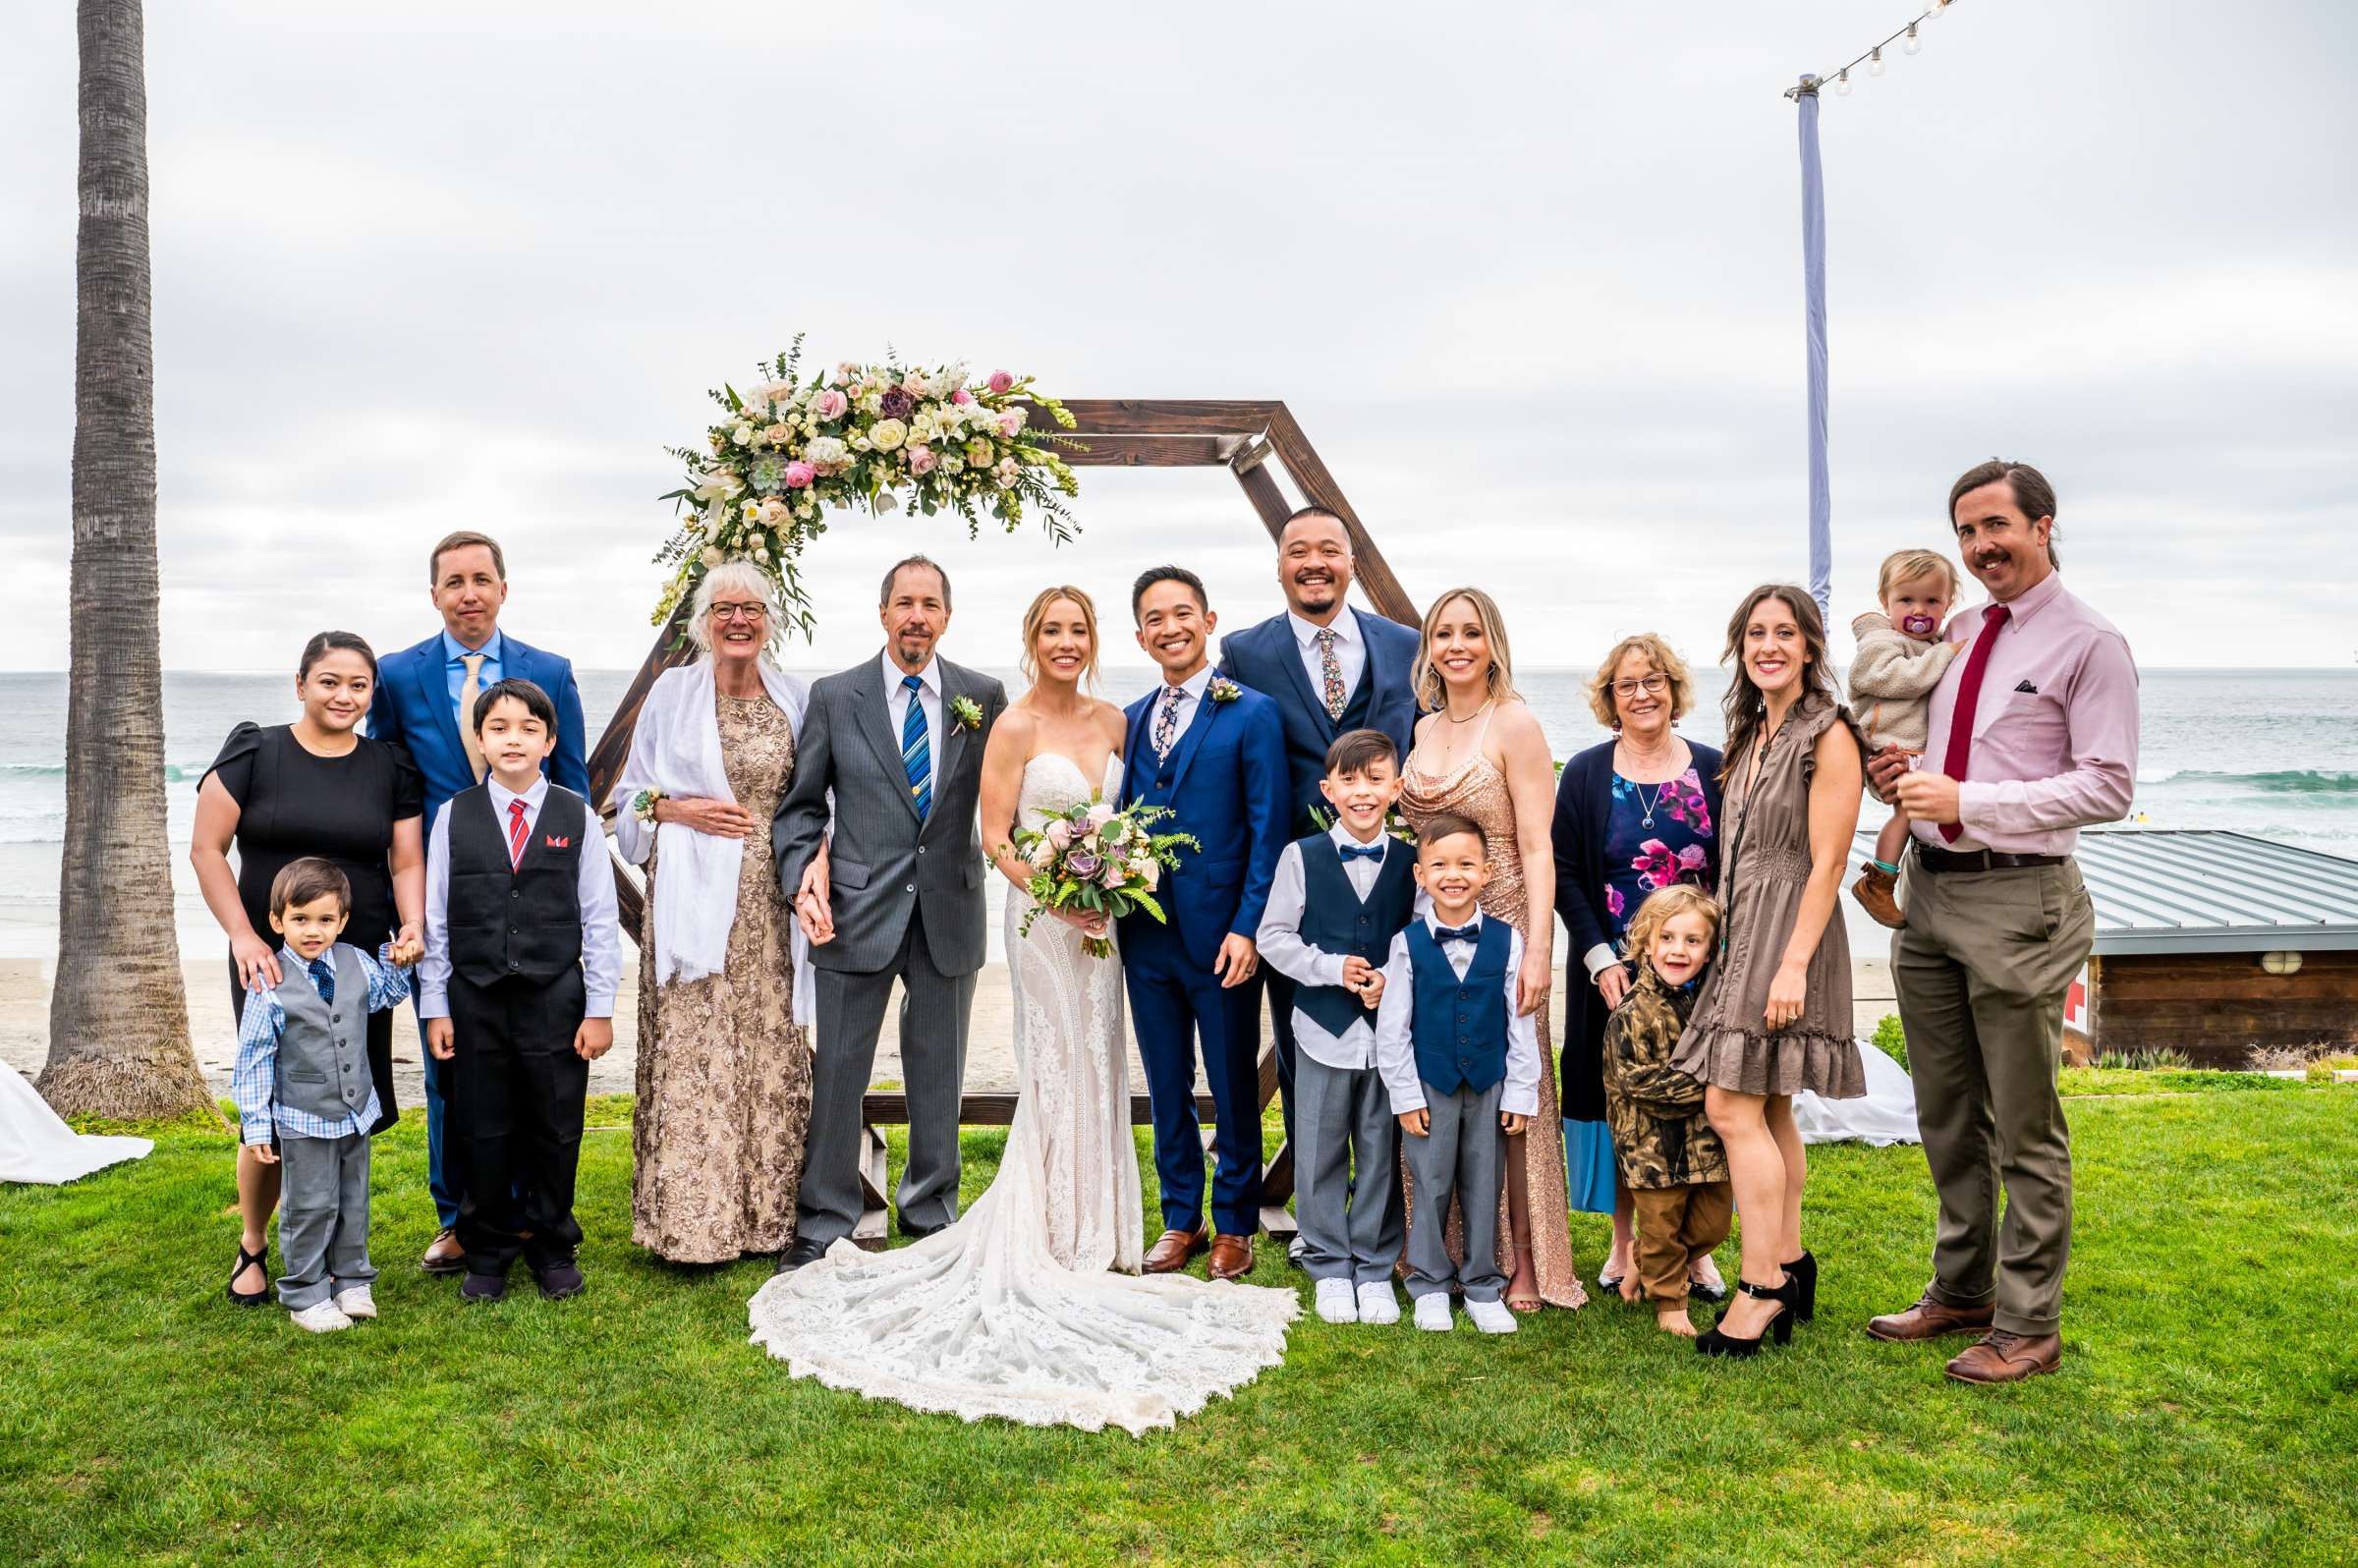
[747,753,1298,1435]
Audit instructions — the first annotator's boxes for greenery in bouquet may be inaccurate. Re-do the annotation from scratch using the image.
[653,336,1083,640]
[1007,797,1200,960]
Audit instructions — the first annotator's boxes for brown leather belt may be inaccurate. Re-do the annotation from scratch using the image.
[1911,843,2068,875]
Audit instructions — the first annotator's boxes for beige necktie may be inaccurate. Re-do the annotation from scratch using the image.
[459,652,487,782]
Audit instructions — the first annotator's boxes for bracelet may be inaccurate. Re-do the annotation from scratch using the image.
[631,788,664,823]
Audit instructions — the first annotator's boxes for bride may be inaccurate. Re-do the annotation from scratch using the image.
[747,585,1297,1434]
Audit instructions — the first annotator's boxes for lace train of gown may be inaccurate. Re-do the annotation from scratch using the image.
[747,753,1297,1435]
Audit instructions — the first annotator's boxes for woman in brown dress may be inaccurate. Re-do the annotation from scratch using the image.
[613,561,819,1264]
[1397,588,1584,1312]
[1672,584,1865,1356]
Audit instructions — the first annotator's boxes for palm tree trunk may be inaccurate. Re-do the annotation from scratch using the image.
[40,0,208,1119]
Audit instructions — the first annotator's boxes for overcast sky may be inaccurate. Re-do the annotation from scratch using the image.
[3,1,2353,678]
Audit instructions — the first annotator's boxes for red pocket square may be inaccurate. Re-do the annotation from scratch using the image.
[544,834,571,848]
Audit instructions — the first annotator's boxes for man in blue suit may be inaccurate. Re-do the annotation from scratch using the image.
[368,529,590,1273]
[1121,566,1287,1281]
[1215,507,1421,1195]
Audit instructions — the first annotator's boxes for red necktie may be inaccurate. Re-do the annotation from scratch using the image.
[1936,605,2010,844]
[507,798,531,868]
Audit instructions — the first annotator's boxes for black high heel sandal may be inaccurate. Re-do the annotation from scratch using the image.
[226,1242,270,1308]
[1783,1250,1818,1323]
[1695,1273,1801,1358]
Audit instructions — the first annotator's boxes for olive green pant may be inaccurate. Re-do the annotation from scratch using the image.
[1892,856,2093,1337]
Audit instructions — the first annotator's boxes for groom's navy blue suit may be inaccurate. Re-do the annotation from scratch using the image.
[1118,678,1287,1239]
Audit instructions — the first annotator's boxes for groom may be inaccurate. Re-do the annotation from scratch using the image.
[1121,566,1287,1281]
[773,555,1005,1270]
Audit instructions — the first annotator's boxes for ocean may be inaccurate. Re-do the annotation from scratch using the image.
[3,666,2354,962]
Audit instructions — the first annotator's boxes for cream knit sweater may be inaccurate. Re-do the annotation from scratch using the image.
[1847,611,1962,753]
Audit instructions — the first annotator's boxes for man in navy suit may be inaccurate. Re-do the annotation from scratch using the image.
[368,529,590,1272]
[1121,566,1287,1281]
[1215,507,1421,1190]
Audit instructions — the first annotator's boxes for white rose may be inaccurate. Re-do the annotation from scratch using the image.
[755,546,771,564]
[745,531,764,549]
[870,418,908,452]
[733,423,755,445]
[700,546,724,569]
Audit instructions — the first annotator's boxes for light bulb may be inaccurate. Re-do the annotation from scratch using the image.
[1834,68,1852,95]
[1870,47,1885,76]
[1927,0,1947,18]
[1903,23,1921,54]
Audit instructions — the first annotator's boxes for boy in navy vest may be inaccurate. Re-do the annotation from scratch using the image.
[1256,729,1417,1326]
[1374,813,1539,1334]
[231,859,417,1332]
[419,679,621,1304]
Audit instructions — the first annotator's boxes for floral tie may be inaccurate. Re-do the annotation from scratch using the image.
[1152,685,1183,757]
[1317,628,1346,721]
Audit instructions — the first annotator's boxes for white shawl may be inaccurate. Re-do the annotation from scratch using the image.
[610,660,814,1019]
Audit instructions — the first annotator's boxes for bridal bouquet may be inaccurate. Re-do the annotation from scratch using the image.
[1009,798,1200,959]
[653,336,1083,638]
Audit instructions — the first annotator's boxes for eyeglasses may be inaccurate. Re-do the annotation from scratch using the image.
[1611,675,1668,699]
[708,602,768,623]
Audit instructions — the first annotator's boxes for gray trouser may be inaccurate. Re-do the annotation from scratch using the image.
[1295,1053,1403,1285]
[1893,856,2094,1337]
[276,1130,373,1311]
[800,912,976,1248]
[1403,1080,1505,1303]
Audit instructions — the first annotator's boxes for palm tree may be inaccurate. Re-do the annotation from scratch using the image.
[40,0,209,1119]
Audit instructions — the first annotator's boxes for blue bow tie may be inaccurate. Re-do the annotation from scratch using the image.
[1338,842,1385,862]
[1434,923,1480,946]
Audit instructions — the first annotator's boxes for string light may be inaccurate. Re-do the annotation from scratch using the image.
[1786,2,1961,99]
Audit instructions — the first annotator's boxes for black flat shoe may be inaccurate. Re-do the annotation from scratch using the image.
[774,1237,827,1274]
[533,1260,586,1301]
[226,1243,270,1308]
[460,1271,509,1304]
[1696,1274,1802,1358]
[1782,1250,1818,1322]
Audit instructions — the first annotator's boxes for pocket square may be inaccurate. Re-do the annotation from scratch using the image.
[544,834,571,848]
[2013,680,2039,695]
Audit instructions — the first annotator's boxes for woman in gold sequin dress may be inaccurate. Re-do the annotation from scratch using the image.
[1397,588,1585,1312]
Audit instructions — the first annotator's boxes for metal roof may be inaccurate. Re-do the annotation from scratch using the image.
[1856,828,2358,956]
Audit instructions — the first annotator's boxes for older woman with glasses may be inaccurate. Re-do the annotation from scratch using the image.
[1549,634,1726,1302]
[612,561,821,1263]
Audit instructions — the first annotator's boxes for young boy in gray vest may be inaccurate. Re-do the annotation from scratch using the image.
[419,679,621,1305]
[1256,729,1419,1326]
[1373,813,1539,1335]
[232,858,418,1333]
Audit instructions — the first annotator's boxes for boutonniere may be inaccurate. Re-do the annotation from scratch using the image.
[949,696,984,731]
[1208,676,1241,704]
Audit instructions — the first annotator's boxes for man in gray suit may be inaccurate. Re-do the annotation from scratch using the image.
[772,555,1007,1270]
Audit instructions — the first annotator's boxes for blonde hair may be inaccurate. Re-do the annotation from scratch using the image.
[1018,585,1100,688]
[1621,884,1721,970]
[686,559,783,657]
[1585,632,1696,730]
[1878,548,1960,604]
[1413,587,1519,711]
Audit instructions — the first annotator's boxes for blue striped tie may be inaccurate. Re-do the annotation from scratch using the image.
[900,673,931,819]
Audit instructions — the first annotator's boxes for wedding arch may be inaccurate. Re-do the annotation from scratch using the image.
[590,399,1417,1245]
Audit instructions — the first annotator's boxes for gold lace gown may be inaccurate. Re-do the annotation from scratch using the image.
[1399,730,1587,1310]
[631,693,813,1263]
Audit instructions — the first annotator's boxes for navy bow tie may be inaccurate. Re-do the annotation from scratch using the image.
[1433,923,1480,946]
[1338,842,1385,862]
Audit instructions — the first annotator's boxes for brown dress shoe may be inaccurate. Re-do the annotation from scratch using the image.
[1945,1329,2061,1384]
[1143,1224,1207,1274]
[1850,861,1906,929]
[1207,1233,1256,1281]
[1864,1292,1993,1342]
[420,1227,467,1275]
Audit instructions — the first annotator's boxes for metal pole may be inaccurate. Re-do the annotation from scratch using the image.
[1797,74,1832,618]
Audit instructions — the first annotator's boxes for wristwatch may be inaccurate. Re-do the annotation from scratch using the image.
[631,788,665,823]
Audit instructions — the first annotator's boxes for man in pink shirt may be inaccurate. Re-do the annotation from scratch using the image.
[1862,460,2139,1385]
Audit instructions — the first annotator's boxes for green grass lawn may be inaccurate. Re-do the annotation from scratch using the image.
[4,1087,2354,1567]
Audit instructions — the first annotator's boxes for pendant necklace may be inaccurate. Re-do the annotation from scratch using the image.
[1632,780,1664,829]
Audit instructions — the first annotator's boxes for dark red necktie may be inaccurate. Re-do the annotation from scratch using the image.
[1936,605,2010,844]
[507,799,531,868]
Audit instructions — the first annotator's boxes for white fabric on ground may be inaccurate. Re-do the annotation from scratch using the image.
[1796,1040,1921,1147]
[0,1060,152,1184]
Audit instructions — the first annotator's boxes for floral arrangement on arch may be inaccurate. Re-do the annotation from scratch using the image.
[652,336,1082,637]
[1008,797,1200,960]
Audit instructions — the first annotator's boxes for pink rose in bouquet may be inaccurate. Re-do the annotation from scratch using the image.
[1007,795,1200,959]
[907,445,937,476]
[812,388,849,420]
[987,369,1015,394]
[782,460,815,489]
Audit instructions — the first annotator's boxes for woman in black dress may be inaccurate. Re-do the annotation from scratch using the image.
[192,631,424,1306]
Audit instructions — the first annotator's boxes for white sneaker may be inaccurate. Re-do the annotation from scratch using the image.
[1413,1293,1453,1331]
[289,1301,353,1334]
[1314,1277,1360,1324]
[1465,1296,1519,1334]
[1357,1281,1401,1325]
[333,1285,376,1319]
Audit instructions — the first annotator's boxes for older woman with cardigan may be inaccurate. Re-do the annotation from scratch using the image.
[1550,633,1724,1301]
[613,560,820,1263]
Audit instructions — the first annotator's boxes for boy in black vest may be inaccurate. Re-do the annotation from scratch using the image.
[1373,814,1538,1335]
[231,859,417,1332]
[418,679,621,1303]
[1256,729,1417,1326]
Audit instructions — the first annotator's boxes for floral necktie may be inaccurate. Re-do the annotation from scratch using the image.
[1152,685,1183,757]
[1317,628,1346,721]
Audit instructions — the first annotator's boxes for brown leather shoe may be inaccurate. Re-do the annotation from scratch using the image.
[1945,1329,2062,1384]
[1207,1233,1256,1281]
[1850,861,1906,929]
[420,1227,467,1275]
[1864,1292,1993,1341]
[1143,1224,1207,1274]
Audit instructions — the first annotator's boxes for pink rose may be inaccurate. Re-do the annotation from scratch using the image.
[1085,802,1115,830]
[987,369,1015,395]
[952,388,974,406]
[997,410,1025,439]
[1099,860,1127,889]
[812,388,849,420]
[906,445,937,476]
[1046,819,1074,850]
[782,461,815,489]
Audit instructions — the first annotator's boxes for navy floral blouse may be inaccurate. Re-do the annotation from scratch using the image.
[1600,766,1716,939]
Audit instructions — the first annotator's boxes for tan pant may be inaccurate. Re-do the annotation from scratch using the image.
[1629,1182,1733,1307]
[1893,857,2094,1337]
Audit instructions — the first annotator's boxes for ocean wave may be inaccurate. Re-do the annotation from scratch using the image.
[0,761,204,782]
[2141,768,2358,796]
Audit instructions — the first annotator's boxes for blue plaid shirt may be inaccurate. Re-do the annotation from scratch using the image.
[233,943,409,1145]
